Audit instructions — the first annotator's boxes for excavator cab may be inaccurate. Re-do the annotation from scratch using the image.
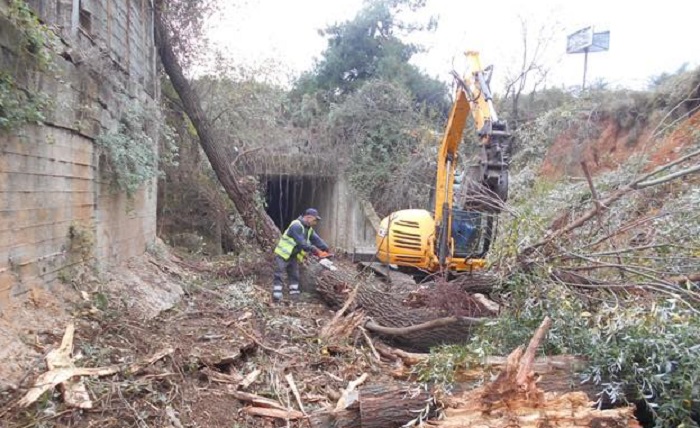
[451,209,481,257]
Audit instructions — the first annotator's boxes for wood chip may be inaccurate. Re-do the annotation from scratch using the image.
[244,406,305,420]
[285,373,306,414]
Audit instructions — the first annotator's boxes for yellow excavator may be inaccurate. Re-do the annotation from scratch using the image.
[376,51,511,278]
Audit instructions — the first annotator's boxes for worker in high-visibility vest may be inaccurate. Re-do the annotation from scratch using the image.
[272,208,331,302]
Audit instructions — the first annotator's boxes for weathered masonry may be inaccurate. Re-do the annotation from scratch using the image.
[0,0,158,307]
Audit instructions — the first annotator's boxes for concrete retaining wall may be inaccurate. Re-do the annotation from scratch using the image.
[0,0,157,307]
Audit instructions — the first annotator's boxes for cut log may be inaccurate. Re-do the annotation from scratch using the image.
[309,384,433,428]
[303,262,495,351]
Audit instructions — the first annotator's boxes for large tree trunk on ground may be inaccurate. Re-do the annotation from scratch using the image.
[308,384,433,428]
[435,391,640,427]
[376,342,602,400]
[432,318,641,427]
[303,262,497,351]
[153,2,279,250]
[308,319,639,428]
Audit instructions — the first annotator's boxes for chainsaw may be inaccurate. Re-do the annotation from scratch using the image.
[314,250,337,271]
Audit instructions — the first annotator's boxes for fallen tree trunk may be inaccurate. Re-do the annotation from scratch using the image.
[304,262,496,351]
[431,318,640,427]
[375,341,601,399]
[153,1,280,250]
[434,391,640,427]
[309,384,433,428]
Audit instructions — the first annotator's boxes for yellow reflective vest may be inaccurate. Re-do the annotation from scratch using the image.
[274,219,314,261]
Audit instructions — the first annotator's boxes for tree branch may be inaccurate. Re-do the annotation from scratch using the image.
[635,164,700,188]
[365,316,487,336]
[521,149,700,257]
[631,148,700,186]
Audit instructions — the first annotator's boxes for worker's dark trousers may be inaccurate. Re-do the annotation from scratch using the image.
[272,255,300,301]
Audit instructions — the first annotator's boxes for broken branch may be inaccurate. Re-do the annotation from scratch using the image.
[365,315,486,336]
[244,406,305,420]
[334,373,368,412]
[285,373,306,415]
[19,347,173,408]
[515,316,552,389]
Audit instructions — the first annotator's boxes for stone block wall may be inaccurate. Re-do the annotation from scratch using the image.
[0,0,158,307]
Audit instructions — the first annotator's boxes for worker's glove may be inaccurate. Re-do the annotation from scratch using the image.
[310,246,321,256]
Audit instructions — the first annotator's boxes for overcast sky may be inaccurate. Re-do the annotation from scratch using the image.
[207,0,700,92]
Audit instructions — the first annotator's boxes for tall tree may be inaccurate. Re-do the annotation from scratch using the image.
[154,0,280,250]
[328,79,431,215]
[292,0,448,115]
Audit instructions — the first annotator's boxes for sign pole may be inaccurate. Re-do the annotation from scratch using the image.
[567,27,609,91]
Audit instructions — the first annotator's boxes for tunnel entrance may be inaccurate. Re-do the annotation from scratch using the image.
[264,175,333,232]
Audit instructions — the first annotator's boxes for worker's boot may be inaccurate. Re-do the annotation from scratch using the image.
[289,283,300,302]
[272,284,283,304]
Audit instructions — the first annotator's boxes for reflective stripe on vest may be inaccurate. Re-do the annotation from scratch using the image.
[274,219,314,261]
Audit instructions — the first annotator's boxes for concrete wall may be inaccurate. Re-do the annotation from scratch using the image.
[0,0,157,307]
[312,176,377,254]
[242,150,377,253]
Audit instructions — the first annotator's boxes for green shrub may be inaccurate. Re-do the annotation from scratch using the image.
[95,102,159,197]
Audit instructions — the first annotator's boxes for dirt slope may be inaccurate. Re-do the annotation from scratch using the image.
[540,112,700,179]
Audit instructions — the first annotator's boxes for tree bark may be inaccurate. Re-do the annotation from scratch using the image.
[153,1,280,250]
[309,384,433,428]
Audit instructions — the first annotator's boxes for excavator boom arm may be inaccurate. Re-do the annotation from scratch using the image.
[433,89,470,225]
[433,51,511,267]
[434,51,503,223]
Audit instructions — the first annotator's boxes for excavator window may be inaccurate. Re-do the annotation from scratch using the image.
[452,209,480,257]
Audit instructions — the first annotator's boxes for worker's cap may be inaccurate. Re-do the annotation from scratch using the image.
[304,208,322,220]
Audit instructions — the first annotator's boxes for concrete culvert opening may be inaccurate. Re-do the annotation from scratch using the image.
[264,175,334,237]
